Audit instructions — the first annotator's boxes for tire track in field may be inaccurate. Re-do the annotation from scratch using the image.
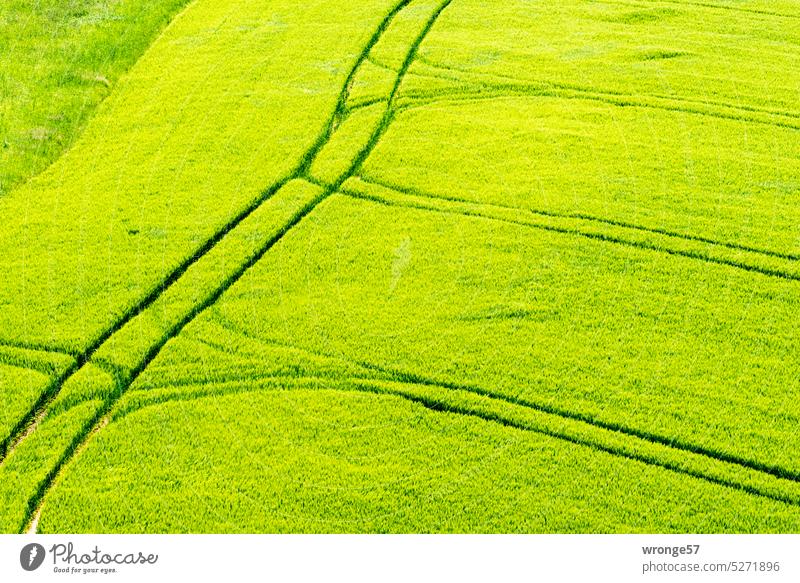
[303,0,455,191]
[0,340,78,358]
[340,178,800,283]
[412,55,800,122]
[402,84,800,133]
[384,54,800,131]
[0,0,416,463]
[342,96,391,119]
[616,0,800,21]
[366,52,800,126]
[358,174,800,262]
[204,318,800,486]
[19,0,792,529]
[17,0,456,533]
[0,344,78,389]
[401,86,800,135]
[105,373,800,508]
[0,356,69,379]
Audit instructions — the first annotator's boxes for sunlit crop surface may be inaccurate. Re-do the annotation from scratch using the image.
[2,0,800,533]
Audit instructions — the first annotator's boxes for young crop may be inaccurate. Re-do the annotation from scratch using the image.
[1,0,799,534]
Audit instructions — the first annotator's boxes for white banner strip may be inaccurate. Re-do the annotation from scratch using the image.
[1,534,797,582]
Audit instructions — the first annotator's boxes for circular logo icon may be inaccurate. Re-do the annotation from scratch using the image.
[20,543,46,571]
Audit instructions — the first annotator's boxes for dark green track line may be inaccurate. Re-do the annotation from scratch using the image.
[406,80,800,132]
[401,57,800,132]
[0,365,77,460]
[341,185,800,283]
[339,0,455,186]
[357,174,800,263]
[104,375,800,509]
[0,356,68,379]
[0,0,416,467]
[367,49,800,127]
[209,315,800,487]
[15,0,794,533]
[621,0,800,21]
[343,96,390,119]
[0,340,78,358]
[18,190,329,533]
[413,53,800,122]
[18,0,456,533]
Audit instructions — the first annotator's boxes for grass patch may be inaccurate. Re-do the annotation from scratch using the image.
[0,0,193,196]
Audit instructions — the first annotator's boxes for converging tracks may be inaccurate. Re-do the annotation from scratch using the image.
[3,0,800,533]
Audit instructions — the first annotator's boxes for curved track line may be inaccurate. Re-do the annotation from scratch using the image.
[412,54,800,122]
[357,175,800,263]
[18,0,456,533]
[204,316,800,486]
[1,0,199,198]
[402,83,800,132]
[412,57,800,119]
[340,183,800,283]
[400,57,800,132]
[364,52,800,127]
[96,376,800,508]
[0,0,415,465]
[625,0,800,20]
[0,340,78,358]
[21,0,793,531]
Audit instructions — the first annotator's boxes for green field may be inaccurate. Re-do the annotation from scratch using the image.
[0,0,191,196]
[1,0,800,533]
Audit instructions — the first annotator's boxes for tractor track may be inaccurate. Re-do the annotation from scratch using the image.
[210,315,800,487]
[95,369,800,510]
[358,174,800,263]
[15,0,455,534]
[341,178,800,283]
[9,0,800,533]
[375,55,800,132]
[0,0,417,465]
